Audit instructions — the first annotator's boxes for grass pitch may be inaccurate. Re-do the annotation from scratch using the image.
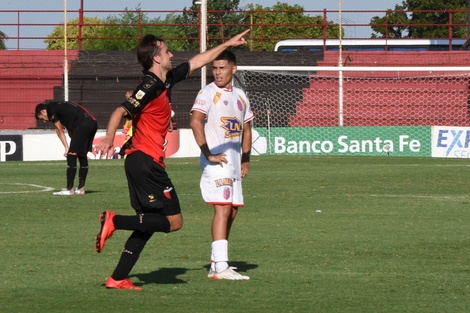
[0,155,468,313]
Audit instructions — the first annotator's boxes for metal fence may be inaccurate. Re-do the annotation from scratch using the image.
[0,8,469,50]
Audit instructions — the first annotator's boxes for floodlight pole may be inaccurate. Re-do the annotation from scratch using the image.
[63,0,69,101]
[199,0,208,89]
[468,0,470,38]
[338,0,343,127]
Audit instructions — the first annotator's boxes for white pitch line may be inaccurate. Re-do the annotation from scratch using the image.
[0,183,55,194]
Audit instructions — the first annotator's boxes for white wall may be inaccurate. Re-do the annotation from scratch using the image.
[21,129,200,161]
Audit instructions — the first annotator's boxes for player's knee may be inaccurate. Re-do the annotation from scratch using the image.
[78,156,88,168]
[66,154,77,168]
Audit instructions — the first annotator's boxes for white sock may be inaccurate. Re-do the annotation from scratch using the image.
[212,239,229,272]
[210,252,215,271]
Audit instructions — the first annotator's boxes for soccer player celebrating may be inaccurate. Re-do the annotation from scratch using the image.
[35,100,98,195]
[94,29,250,290]
[190,50,254,280]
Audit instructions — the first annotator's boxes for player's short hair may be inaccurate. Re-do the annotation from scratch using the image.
[214,50,237,65]
[137,34,164,71]
[34,102,47,118]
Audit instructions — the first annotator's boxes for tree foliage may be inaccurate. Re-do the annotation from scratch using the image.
[175,0,246,51]
[0,30,7,50]
[370,0,468,38]
[44,1,337,51]
[45,16,107,50]
[245,2,340,51]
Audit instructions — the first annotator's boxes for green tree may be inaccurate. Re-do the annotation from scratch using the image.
[99,8,186,51]
[370,0,468,38]
[245,2,340,51]
[98,9,145,50]
[370,3,409,38]
[150,13,189,51]
[45,8,185,51]
[175,0,246,51]
[0,30,7,49]
[45,16,107,50]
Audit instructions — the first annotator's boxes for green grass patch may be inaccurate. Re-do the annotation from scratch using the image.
[0,156,468,312]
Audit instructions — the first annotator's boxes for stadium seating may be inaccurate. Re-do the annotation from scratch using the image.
[0,50,79,129]
[289,51,470,127]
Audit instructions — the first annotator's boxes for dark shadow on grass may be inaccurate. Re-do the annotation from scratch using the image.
[131,267,188,285]
[81,190,98,194]
[203,261,258,274]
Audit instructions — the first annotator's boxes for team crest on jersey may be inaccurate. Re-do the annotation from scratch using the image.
[220,116,242,138]
[237,99,244,111]
[135,90,146,100]
[163,186,173,199]
[223,187,231,200]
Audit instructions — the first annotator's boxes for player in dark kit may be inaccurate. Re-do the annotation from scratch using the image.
[94,29,250,290]
[35,101,98,195]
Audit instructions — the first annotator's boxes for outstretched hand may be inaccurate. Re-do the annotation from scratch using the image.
[226,29,250,47]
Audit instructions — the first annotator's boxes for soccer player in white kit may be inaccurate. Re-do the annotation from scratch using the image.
[190,50,254,280]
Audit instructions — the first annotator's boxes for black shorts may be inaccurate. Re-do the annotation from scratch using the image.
[69,118,98,155]
[124,150,181,216]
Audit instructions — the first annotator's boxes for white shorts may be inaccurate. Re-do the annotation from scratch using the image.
[200,174,244,207]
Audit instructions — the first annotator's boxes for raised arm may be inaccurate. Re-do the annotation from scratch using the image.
[188,29,250,74]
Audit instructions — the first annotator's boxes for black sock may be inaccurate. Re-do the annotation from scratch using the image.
[66,154,77,189]
[111,231,153,280]
[114,213,171,233]
[77,156,88,189]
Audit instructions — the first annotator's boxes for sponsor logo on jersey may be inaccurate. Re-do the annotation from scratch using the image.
[194,99,206,106]
[220,116,242,138]
[128,97,141,108]
[215,178,233,188]
[143,82,153,89]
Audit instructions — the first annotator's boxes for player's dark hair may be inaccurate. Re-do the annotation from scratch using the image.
[137,34,164,71]
[214,50,237,65]
[34,102,47,118]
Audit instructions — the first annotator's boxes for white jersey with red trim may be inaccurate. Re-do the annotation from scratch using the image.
[191,81,254,179]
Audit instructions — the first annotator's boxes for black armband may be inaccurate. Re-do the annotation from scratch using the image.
[200,143,212,160]
[241,151,251,163]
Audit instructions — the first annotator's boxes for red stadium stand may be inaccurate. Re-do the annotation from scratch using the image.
[0,50,79,129]
[289,51,470,127]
